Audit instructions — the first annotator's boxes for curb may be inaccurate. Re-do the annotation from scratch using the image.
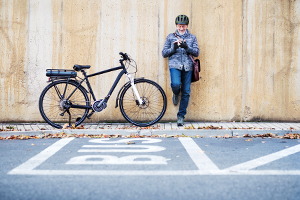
[0,129,296,137]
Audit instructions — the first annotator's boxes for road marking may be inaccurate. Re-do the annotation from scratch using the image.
[178,137,219,170]
[89,138,162,144]
[225,144,300,171]
[7,138,300,176]
[7,169,300,176]
[78,145,165,152]
[8,138,74,174]
[66,155,168,165]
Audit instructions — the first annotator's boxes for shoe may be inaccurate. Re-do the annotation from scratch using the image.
[172,94,179,106]
[177,116,184,126]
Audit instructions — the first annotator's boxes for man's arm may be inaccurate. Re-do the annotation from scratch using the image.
[162,35,177,58]
[185,36,199,57]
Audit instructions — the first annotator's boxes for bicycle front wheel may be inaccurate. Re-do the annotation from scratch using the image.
[119,79,167,127]
[39,80,90,129]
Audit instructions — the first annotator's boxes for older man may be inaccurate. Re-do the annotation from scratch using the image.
[162,15,199,126]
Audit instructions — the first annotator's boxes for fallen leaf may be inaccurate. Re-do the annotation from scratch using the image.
[62,123,68,129]
[126,141,135,145]
[130,133,136,138]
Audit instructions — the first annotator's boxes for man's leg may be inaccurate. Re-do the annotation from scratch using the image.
[170,68,181,105]
[177,70,192,119]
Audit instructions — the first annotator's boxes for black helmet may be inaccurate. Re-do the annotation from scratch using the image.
[175,15,189,25]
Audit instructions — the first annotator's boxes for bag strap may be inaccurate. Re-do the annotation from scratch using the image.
[189,55,196,64]
[173,32,180,39]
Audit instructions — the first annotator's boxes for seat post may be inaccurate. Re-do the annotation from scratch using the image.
[81,70,87,77]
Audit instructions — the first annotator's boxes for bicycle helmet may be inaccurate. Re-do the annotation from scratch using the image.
[175,15,189,25]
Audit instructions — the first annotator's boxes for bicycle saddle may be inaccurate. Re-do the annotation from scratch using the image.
[73,64,91,71]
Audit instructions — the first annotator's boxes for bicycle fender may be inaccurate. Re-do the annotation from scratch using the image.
[115,77,145,108]
[115,81,131,108]
[69,79,89,94]
[50,79,89,94]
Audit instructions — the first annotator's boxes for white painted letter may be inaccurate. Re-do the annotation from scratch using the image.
[78,145,165,153]
[88,138,162,144]
[66,155,168,165]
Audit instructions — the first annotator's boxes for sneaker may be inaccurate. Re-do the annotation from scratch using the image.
[172,94,179,106]
[177,116,184,126]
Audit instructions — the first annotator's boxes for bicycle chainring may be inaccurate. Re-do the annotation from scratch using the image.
[92,99,107,112]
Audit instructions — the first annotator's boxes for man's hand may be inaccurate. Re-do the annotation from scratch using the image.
[174,41,180,50]
[180,41,188,49]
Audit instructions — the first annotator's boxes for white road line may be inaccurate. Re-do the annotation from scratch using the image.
[179,137,219,170]
[8,138,300,176]
[8,138,74,175]
[225,144,300,171]
[8,169,300,176]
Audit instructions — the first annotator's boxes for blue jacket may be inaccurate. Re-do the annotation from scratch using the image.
[162,29,199,71]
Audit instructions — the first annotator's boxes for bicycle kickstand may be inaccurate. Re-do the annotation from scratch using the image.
[66,110,72,127]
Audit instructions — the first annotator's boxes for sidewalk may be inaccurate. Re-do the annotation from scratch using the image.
[1,122,300,137]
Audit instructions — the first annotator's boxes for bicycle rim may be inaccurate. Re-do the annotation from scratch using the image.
[39,80,90,129]
[119,79,167,127]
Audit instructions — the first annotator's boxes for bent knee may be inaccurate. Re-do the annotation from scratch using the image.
[171,83,181,90]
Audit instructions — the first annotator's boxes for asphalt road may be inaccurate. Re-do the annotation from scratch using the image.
[1,137,300,200]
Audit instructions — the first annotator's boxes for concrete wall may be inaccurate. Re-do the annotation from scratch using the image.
[0,0,299,123]
[242,0,300,122]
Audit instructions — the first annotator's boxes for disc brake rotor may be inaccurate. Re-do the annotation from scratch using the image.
[138,97,149,109]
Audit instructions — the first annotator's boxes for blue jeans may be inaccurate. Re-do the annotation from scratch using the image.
[170,68,192,118]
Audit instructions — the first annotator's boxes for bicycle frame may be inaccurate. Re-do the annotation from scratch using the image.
[41,52,167,128]
[61,61,143,110]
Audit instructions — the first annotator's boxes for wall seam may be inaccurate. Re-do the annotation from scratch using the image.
[241,0,245,121]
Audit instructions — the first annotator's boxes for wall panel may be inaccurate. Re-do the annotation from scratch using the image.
[0,0,300,123]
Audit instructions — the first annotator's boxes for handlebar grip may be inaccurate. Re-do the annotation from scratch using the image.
[119,52,130,61]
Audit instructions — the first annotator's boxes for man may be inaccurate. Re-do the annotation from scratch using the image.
[162,15,199,126]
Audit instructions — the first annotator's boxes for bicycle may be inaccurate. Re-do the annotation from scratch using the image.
[39,52,167,129]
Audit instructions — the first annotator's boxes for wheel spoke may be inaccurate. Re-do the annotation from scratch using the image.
[120,79,167,126]
[39,80,89,129]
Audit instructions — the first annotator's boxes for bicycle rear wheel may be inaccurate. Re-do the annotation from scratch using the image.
[39,80,90,129]
[119,79,167,127]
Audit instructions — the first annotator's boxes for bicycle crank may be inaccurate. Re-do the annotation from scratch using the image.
[92,99,107,112]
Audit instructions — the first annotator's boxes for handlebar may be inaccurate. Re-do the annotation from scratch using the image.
[119,52,130,61]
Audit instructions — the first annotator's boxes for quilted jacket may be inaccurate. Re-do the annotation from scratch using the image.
[162,29,199,71]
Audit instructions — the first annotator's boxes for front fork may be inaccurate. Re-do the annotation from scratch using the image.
[126,73,143,105]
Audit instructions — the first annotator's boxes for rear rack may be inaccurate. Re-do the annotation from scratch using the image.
[46,69,77,78]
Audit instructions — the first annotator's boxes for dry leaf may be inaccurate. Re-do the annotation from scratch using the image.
[126,141,135,145]
[62,123,68,129]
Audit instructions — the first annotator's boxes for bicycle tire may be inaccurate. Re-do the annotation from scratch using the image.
[39,80,90,129]
[119,79,167,127]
